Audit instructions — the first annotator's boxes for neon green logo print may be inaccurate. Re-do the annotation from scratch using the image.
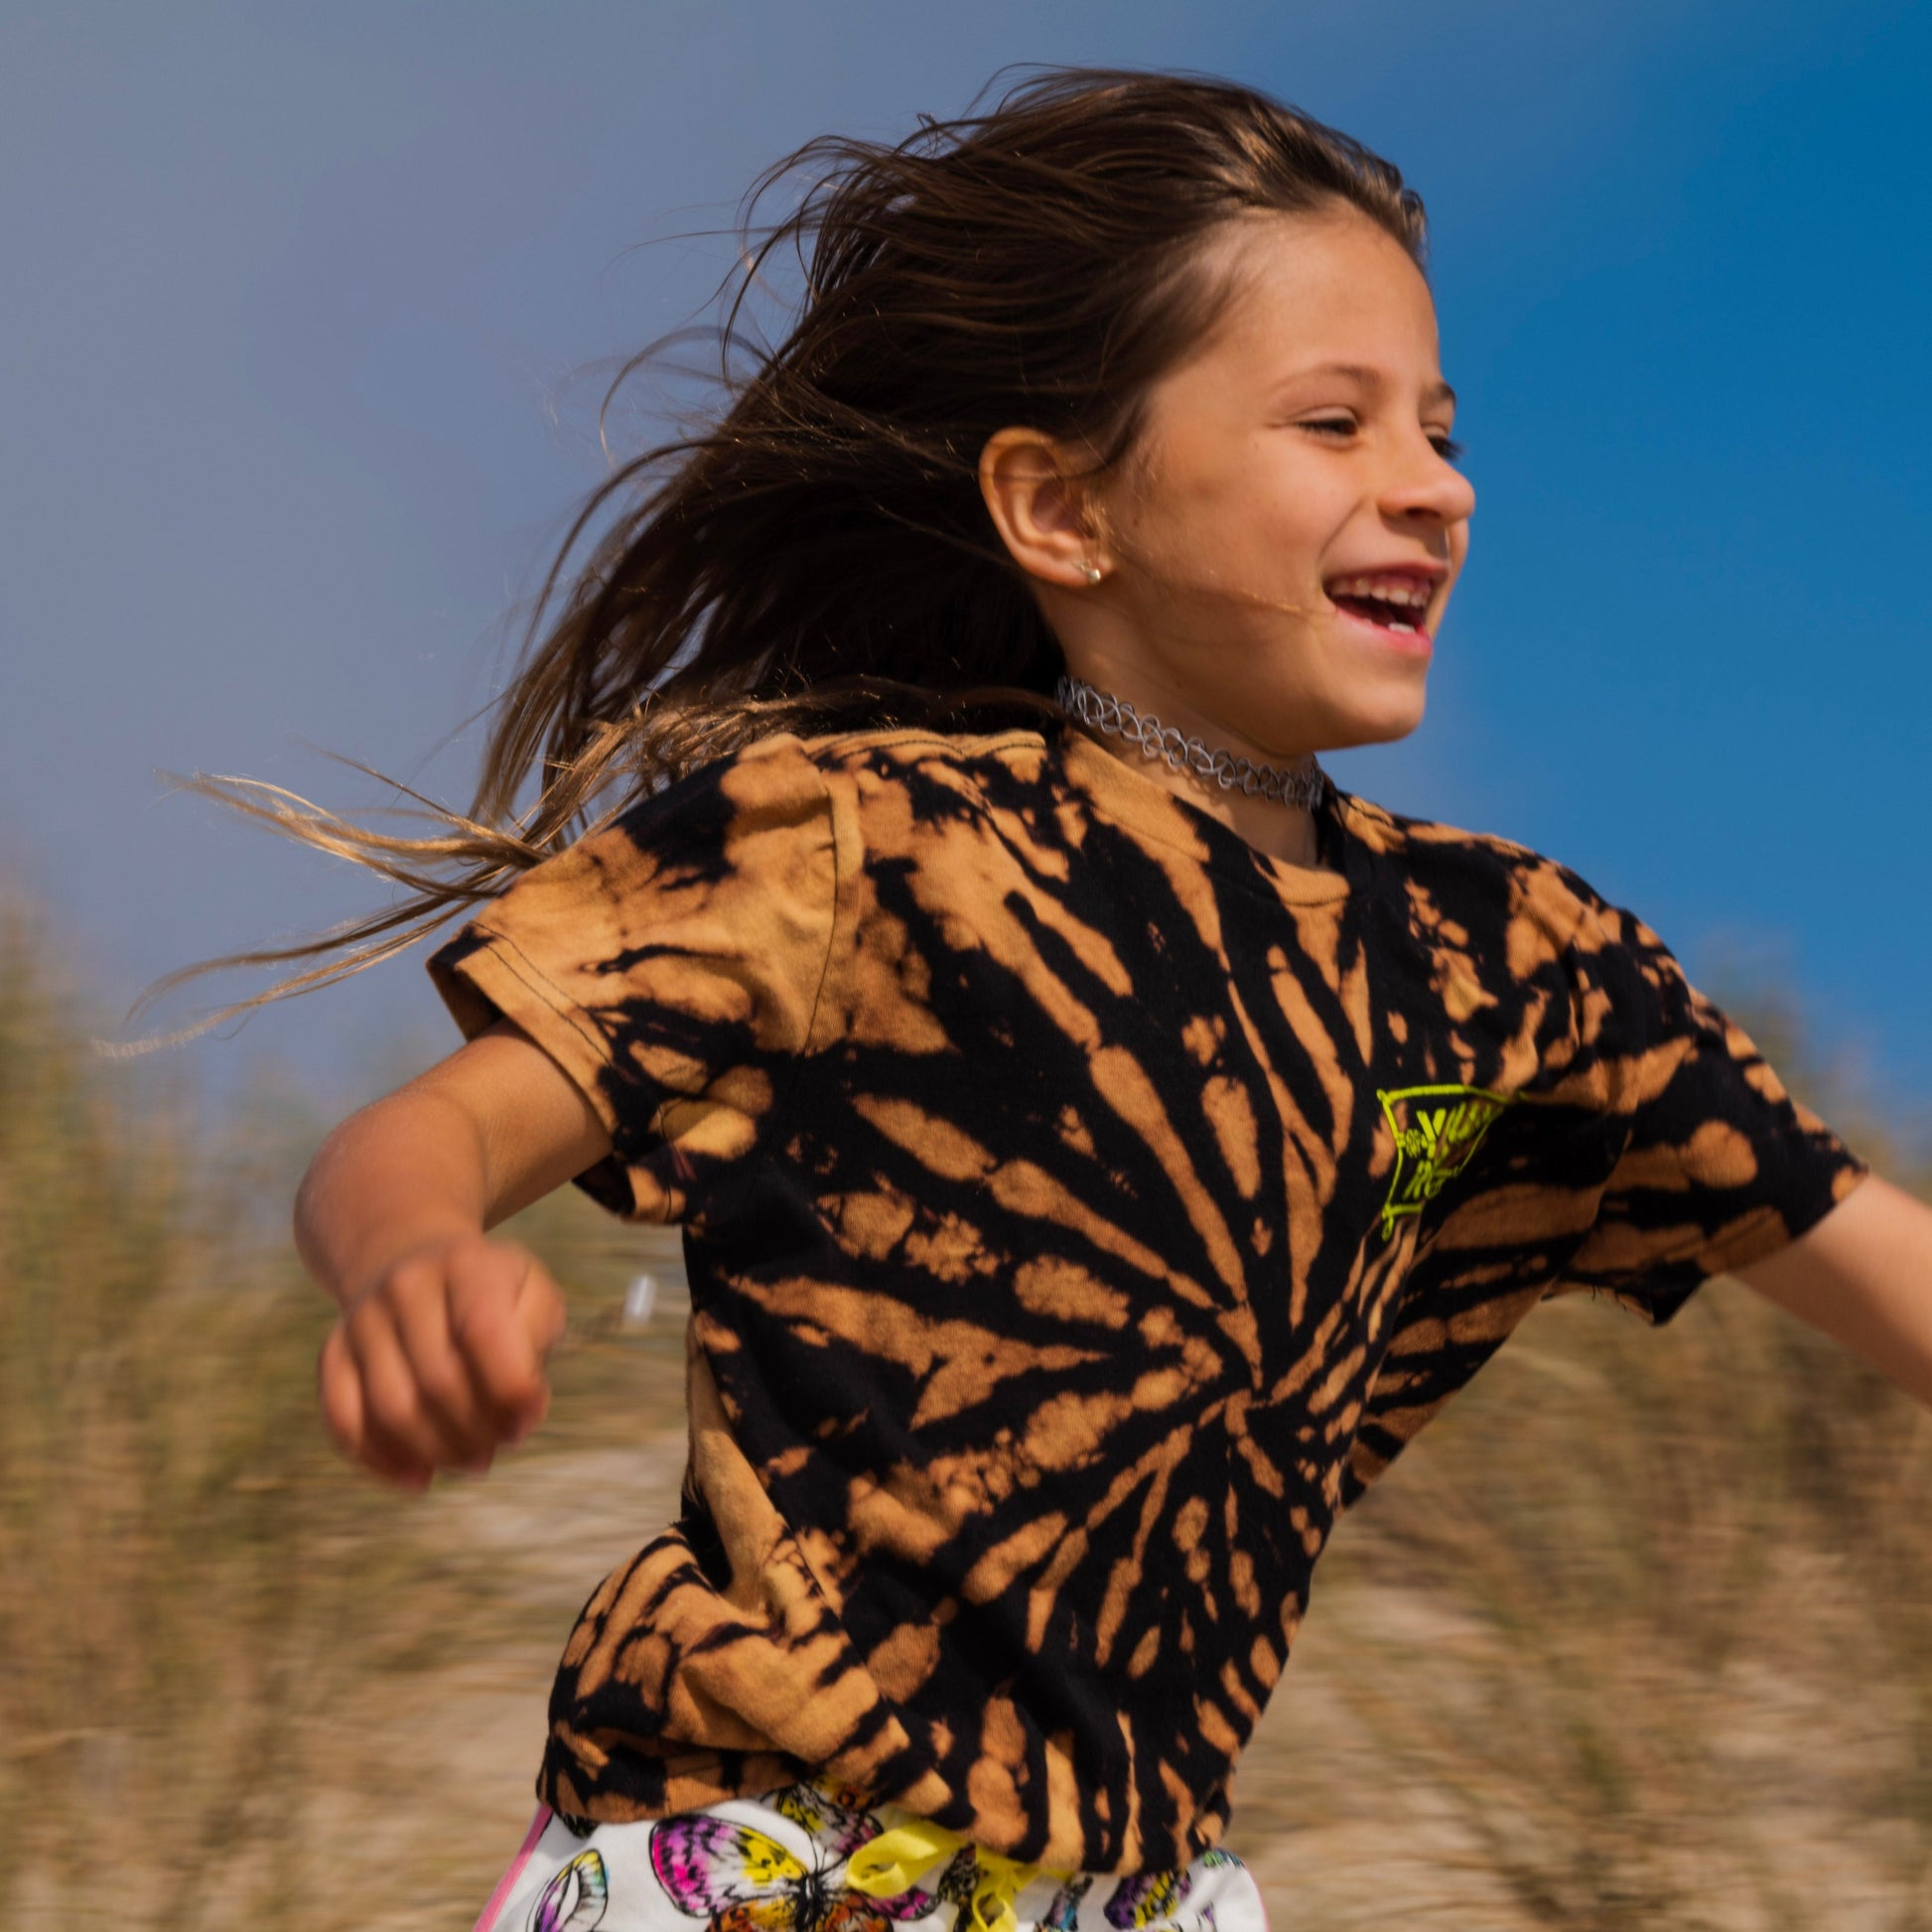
[1375,1083,1514,1239]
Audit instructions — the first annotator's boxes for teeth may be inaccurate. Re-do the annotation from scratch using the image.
[1328,574,1436,608]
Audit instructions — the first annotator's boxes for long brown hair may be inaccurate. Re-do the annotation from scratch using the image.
[145,66,1427,1032]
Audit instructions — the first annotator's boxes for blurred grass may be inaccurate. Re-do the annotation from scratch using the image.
[1,894,1928,1928]
[0,897,685,1926]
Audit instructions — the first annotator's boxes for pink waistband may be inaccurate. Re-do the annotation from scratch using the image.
[472,1806,553,1932]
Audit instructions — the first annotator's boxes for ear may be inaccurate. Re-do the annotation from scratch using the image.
[978,427,1108,589]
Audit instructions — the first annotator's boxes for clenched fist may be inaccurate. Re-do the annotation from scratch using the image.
[318,1233,567,1491]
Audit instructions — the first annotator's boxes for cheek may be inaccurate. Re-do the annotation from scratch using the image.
[1222,462,1346,579]
[1131,438,1333,575]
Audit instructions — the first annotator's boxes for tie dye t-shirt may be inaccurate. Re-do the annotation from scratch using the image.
[427,723,1866,1875]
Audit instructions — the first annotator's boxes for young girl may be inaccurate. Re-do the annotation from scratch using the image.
[206,66,1932,1932]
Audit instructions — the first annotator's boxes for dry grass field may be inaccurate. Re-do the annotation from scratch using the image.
[3,897,1928,1929]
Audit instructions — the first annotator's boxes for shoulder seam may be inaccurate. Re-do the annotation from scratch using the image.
[736,755,844,1198]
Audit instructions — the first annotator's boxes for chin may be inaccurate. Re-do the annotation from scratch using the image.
[1321,695,1428,754]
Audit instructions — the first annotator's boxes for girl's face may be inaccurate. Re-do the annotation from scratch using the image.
[1074,205,1474,760]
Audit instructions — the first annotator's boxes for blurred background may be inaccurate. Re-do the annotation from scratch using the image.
[2,2,1928,1925]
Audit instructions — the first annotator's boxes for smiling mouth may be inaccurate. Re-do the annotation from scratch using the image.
[1319,565,1446,648]
[1326,589,1432,634]
[1328,595,1422,633]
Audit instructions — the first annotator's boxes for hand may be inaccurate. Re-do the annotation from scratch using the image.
[317,1232,567,1491]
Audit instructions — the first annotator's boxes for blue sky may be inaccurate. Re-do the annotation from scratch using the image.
[1,0,1926,1143]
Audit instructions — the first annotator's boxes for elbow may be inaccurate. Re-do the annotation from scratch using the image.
[289,1097,396,1294]
[290,1116,349,1291]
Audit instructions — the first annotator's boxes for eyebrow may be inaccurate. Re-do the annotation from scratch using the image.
[1285,360,1457,409]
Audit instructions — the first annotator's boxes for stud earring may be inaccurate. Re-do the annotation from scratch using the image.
[1080,560,1103,586]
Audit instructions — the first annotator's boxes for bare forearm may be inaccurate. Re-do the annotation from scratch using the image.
[294,1025,607,1488]
[294,1022,612,1311]
[294,1089,491,1307]
[1735,1173,1932,1408]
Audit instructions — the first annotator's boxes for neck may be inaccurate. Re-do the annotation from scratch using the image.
[1056,674,1331,870]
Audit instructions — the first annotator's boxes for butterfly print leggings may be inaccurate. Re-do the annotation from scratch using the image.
[471,1782,1269,1932]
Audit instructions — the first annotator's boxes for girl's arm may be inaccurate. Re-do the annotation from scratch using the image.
[1733,1173,1932,1407]
[296,1019,614,1491]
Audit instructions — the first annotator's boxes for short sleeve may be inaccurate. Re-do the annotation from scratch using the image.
[1541,891,1870,1325]
[1340,881,1870,1511]
[425,735,839,1222]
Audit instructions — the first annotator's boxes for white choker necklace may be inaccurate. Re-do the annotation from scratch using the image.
[1055,675,1330,811]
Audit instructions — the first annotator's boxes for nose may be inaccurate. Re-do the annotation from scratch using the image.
[1380,430,1476,529]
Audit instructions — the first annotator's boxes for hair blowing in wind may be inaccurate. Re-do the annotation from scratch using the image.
[140,66,1428,1036]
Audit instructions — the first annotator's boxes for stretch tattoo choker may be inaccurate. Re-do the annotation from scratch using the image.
[1056,674,1330,810]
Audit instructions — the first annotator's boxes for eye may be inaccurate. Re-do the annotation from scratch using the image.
[1302,417,1465,463]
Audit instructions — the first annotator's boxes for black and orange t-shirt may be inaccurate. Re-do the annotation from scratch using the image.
[427,724,1866,1874]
